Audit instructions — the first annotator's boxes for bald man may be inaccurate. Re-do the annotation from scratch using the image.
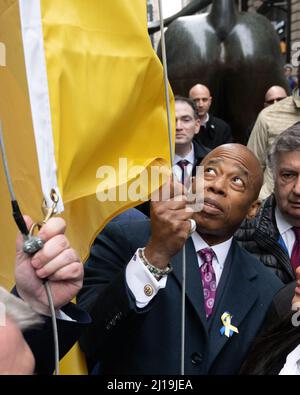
[78,144,282,375]
[189,84,233,149]
[264,86,288,108]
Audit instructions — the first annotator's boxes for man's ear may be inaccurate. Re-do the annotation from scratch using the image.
[194,119,201,135]
[246,199,261,220]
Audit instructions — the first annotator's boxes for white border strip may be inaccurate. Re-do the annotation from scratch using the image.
[18,0,64,212]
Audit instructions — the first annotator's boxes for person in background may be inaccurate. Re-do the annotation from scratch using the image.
[173,95,210,187]
[284,63,298,95]
[236,124,300,284]
[244,86,288,143]
[263,86,288,108]
[247,57,300,200]
[189,84,233,149]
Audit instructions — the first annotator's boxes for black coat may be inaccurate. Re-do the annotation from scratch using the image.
[241,282,298,375]
[77,220,282,375]
[234,194,294,284]
[11,288,90,375]
[194,115,233,149]
[24,303,90,374]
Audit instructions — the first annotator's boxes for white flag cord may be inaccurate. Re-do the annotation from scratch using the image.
[157,0,186,376]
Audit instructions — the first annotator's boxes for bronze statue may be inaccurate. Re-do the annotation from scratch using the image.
[156,0,288,144]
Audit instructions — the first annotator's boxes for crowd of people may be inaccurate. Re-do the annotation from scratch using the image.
[1,58,300,376]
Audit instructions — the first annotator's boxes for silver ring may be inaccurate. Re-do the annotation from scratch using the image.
[188,219,196,235]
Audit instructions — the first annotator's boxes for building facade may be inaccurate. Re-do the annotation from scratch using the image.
[248,0,300,67]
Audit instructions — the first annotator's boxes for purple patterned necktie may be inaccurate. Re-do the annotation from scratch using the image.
[176,160,189,185]
[291,227,300,273]
[198,248,217,319]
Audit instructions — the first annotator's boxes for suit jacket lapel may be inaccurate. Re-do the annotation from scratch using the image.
[207,241,259,368]
[171,237,208,331]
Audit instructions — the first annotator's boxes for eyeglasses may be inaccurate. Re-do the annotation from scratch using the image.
[265,97,286,105]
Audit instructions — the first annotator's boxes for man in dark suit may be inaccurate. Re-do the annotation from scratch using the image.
[78,144,283,375]
[189,84,233,149]
[0,216,90,374]
[173,96,210,186]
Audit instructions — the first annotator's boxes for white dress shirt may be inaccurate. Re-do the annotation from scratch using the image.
[126,251,167,308]
[191,232,233,285]
[279,344,300,375]
[173,144,194,185]
[126,233,233,308]
[275,207,296,257]
[201,113,209,128]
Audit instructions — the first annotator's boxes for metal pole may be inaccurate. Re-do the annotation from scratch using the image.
[157,0,186,375]
[158,0,174,165]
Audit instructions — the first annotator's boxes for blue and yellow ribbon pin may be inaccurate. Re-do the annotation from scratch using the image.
[220,312,239,338]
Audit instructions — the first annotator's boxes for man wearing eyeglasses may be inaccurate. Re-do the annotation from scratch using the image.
[247,56,300,200]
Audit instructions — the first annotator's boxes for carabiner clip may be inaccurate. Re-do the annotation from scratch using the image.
[23,189,59,255]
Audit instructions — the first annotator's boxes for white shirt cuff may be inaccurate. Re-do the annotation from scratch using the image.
[126,250,167,309]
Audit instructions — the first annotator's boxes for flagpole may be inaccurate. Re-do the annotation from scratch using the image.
[157,0,186,376]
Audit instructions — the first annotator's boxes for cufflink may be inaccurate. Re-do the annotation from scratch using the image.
[144,284,154,297]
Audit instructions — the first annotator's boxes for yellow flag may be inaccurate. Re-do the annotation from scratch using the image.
[0,0,174,374]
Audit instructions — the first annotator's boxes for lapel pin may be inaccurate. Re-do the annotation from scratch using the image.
[220,312,239,338]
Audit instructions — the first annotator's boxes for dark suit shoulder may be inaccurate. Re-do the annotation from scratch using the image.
[210,115,231,130]
[101,219,151,250]
[193,140,210,163]
[85,219,152,277]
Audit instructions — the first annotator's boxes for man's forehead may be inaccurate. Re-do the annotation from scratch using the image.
[190,86,210,97]
[276,150,300,167]
[175,102,194,115]
[193,91,210,99]
[204,156,249,175]
[203,145,259,169]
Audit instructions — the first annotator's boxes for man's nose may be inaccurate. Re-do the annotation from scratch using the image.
[176,119,183,129]
[293,175,300,196]
[207,176,227,196]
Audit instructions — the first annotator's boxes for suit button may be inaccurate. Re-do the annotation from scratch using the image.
[191,352,203,365]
